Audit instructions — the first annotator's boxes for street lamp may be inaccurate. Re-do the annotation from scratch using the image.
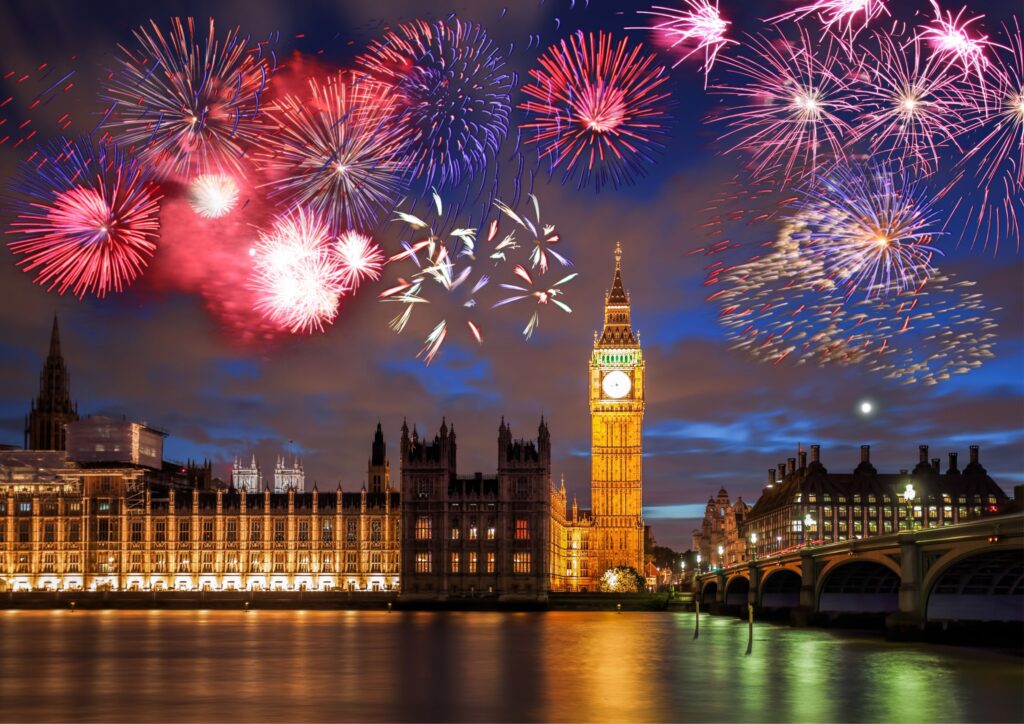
[803,513,815,544]
[717,544,724,569]
[696,553,702,573]
[903,482,917,531]
[749,532,758,560]
[776,535,782,553]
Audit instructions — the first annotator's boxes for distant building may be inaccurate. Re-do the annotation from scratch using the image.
[232,455,262,493]
[273,455,304,493]
[743,444,1008,558]
[691,489,749,570]
[24,316,78,451]
[65,416,166,469]
[399,417,552,600]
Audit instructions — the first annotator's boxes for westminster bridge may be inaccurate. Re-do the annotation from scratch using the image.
[695,510,1023,633]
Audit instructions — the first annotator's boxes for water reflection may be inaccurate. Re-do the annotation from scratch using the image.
[0,611,1019,722]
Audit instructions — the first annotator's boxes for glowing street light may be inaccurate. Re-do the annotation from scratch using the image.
[749,531,758,560]
[903,482,918,531]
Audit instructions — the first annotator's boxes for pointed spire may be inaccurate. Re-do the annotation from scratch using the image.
[48,314,62,359]
[596,242,637,347]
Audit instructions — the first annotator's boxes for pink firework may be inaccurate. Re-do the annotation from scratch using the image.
[850,32,970,173]
[631,2,736,84]
[771,0,890,38]
[713,29,854,183]
[519,31,672,189]
[957,20,1024,253]
[334,230,385,290]
[249,208,348,334]
[7,137,162,298]
[918,1,999,82]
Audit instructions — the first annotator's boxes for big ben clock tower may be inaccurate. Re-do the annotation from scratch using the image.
[590,242,645,578]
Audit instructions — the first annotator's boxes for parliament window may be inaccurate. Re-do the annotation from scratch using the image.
[451,517,461,540]
[513,552,531,574]
[487,518,496,540]
[178,520,190,543]
[347,519,357,543]
[274,519,285,542]
[299,520,309,542]
[69,521,81,543]
[371,552,382,573]
[371,520,381,542]
[44,521,56,542]
[131,521,143,543]
[202,520,214,541]
[468,551,478,573]
[515,518,530,540]
[468,520,478,540]
[322,521,333,543]
[227,519,238,542]
[250,520,262,543]
[450,552,460,574]
[415,552,432,573]
[486,551,496,574]
[415,516,432,541]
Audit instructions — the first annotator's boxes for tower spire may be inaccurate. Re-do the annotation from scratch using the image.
[25,314,78,450]
[597,242,637,347]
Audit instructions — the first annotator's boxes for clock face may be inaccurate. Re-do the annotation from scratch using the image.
[602,370,632,399]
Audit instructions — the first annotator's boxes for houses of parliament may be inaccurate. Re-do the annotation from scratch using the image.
[0,246,646,596]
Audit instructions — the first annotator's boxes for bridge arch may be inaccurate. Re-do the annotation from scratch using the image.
[700,579,718,605]
[759,567,802,609]
[817,558,900,614]
[925,545,1024,623]
[724,574,750,606]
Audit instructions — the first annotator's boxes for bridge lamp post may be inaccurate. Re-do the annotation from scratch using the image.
[803,513,815,545]
[696,553,702,574]
[776,535,782,553]
[749,532,758,561]
[717,544,724,569]
[903,483,918,531]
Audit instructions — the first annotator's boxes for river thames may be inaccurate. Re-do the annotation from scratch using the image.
[0,610,1020,722]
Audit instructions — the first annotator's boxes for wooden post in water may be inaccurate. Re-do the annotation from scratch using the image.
[693,599,700,639]
[745,603,753,655]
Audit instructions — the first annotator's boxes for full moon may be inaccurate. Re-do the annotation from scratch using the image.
[860,401,873,415]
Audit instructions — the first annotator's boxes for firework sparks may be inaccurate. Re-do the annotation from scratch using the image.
[850,33,969,173]
[788,161,944,298]
[713,29,854,183]
[707,225,996,385]
[956,20,1023,254]
[493,194,571,275]
[493,265,578,340]
[6,137,161,298]
[102,17,271,179]
[771,0,890,38]
[519,31,672,189]
[249,207,347,334]
[630,1,736,84]
[257,72,411,233]
[356,17,514,191]
[334,230,385,290]
[918,1,998,81]
[380,197,488,364]
[187,173,240,218]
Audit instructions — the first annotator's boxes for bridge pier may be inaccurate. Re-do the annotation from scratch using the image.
[791,550,817,626]
[715,571,725,605]
[887,535,925,639]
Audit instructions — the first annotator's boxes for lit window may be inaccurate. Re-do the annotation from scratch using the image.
[18,502,31,513]
[415,516,432,541]
[450,552,460,574]
[513,552,531,574]
[274,519,285,542]
[415,552,432,573]
[371,520,381,541]
[299,520,310,542]
[203,520,214,541]
[515,518,530,540]
[178,520,190,543]
[468,551,478,573]
[486,551,496,574]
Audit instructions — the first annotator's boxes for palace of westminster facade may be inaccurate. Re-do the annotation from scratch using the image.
[0,247,647,595]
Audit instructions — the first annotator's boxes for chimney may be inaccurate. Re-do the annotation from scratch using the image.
[969,445,979,465]
[787,457,796,475]
[948,452,959,473]
[932,458,941,472]
[919,445,928,464]
[799,451,808,469]
[860,445,871,463]
[777,463,786,480]
[767,469,776,487]
[810,444,820,464]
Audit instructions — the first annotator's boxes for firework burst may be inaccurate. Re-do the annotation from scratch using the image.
[187,173,240,218]
[713,29,854,183]
[6,137,161,298]
[493,265,578,340]
[493,194,571,275]
[850,33,969,173]
[356,17,514,191]
[788,161,944,298]
[380,197,489,364]
[102,17,272,179]
[918,1,999,82]
[520,31,672,189]
[771,0,890,38]
[249,207,347,334]
[334,230,385,290]
[630,1,736,85]
[257,72,411,233]
[707,225,996,385]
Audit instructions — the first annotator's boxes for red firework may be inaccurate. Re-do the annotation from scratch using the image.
[519,31,672,189]
[6,137,162,298]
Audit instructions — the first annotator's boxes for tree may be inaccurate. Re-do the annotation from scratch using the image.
[599,566,645,593]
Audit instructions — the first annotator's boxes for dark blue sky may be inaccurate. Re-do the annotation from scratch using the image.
[0,0,1021,549]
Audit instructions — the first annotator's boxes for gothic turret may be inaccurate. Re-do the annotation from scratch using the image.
[25,315,79,450]
[368,422,390,494]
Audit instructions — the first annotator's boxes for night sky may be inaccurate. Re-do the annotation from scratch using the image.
[0,0,1021,550]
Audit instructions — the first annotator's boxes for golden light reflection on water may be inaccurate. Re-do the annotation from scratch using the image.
[0,610,1018,723]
